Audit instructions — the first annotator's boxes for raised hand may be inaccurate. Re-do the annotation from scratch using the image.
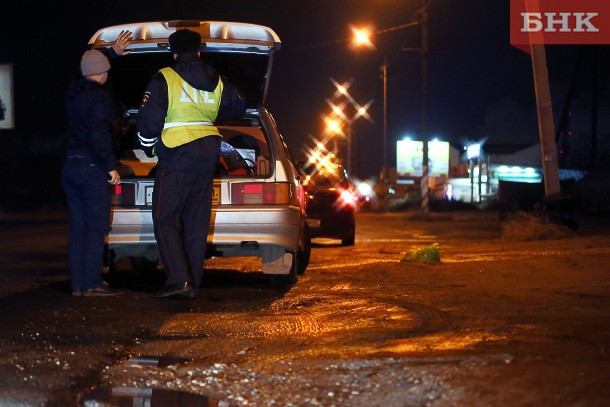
[112,30,133,56]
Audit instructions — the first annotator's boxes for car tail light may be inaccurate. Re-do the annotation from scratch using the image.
[230,182,291,204]
[333,188,356,210]
[111,183,135,206]
[340,189,355,205]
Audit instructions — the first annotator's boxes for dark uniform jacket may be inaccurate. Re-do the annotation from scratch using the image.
[64,77,117,172]
[137,54,246,159]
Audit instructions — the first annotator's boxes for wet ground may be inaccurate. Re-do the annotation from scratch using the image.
[1,211,610,406]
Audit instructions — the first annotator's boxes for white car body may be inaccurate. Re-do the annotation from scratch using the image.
[92,21,310,285]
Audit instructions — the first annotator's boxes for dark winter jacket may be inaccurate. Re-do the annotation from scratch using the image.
[64,77,117,172]
[137,53,246,159]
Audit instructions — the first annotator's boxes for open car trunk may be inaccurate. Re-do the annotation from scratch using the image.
[89,21,281,178]
[90,20,281,111]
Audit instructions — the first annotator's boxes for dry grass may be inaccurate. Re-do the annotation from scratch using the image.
[502,211,576,242]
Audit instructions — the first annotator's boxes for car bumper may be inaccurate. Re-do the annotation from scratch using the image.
[109,205,302,250]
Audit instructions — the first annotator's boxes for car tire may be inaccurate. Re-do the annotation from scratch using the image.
[341,232,355,246]
[297,223,311,275]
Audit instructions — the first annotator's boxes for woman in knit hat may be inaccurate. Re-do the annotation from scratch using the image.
[61,31,132,297]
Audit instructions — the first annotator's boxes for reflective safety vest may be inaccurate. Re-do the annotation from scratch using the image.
[160,67,224,148]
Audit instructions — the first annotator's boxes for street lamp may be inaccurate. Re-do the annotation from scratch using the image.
[323,115,343,154]
[326,78,373,174]
[351,0,430,211]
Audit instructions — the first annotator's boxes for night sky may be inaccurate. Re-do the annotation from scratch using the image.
[1,0,608,181]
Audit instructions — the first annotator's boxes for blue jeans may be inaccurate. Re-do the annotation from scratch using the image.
[61,158,111,291]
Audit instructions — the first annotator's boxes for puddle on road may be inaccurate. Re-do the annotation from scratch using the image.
[82,356,237,406]
[81,386,235,406]
[127,356,190,368]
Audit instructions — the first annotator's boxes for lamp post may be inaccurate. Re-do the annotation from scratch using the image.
[381,59,388,181]
[326,78,373,175]
[420,3,430,214]
[323,115,343,155]
[352,0,430,211]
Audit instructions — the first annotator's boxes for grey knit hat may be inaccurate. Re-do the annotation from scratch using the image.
[80,50,111,76]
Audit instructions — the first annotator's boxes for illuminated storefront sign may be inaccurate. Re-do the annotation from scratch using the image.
[396,139,424,177]
[397,139,449,179]
[428,140,449,177]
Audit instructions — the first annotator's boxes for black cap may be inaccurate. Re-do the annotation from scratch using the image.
[169,28,201,54]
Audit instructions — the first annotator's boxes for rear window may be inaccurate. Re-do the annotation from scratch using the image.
[108,51,270,111]
[108,48,273,180]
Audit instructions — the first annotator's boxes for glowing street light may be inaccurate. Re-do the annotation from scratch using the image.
[330,78,354,101]
[302,134,342,182]
[350,25,375,50]
[355,101,374,122]
[327,78,373,173]
[324,116,344,137]
[350,1,430,212]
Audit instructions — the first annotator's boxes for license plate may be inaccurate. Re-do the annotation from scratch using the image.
[306,218,321,228]
[212,186,220,205]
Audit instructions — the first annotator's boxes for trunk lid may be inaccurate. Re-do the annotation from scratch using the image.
[88,20,281,110]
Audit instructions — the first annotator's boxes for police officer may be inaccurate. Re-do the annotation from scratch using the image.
[137,29,246,298]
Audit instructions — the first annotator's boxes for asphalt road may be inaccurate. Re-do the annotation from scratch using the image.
[1,211,609,406]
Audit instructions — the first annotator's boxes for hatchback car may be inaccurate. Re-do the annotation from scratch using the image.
[301,163,356,246]
[90,20,310,286]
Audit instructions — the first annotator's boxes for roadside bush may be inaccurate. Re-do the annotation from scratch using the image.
[502,211,576,241]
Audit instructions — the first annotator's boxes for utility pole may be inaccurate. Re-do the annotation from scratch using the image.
[347,124,352,173]
[590,46,598,168]
[420,1,430,214]
[382,59,388,182]
[524,0,560,197]
[530,44,560,197]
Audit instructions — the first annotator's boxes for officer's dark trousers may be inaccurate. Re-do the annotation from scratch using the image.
[152,154,217,289]
[61,158,111,291]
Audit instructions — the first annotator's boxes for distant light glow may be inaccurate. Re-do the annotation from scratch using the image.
[446,184,453,200]
[356,181,373,197]
[495,165,541,183]
[350,25,375,50]
[340,189,355,204]
[324,116,344,136]
[466,143,481,160]
[330,78,354,100]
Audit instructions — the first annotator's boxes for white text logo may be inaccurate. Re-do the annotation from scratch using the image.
[521,12,599,32]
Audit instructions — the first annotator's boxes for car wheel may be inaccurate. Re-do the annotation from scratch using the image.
[341,231,355,246]
[297,223,311,275]
[270,251,298,288]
